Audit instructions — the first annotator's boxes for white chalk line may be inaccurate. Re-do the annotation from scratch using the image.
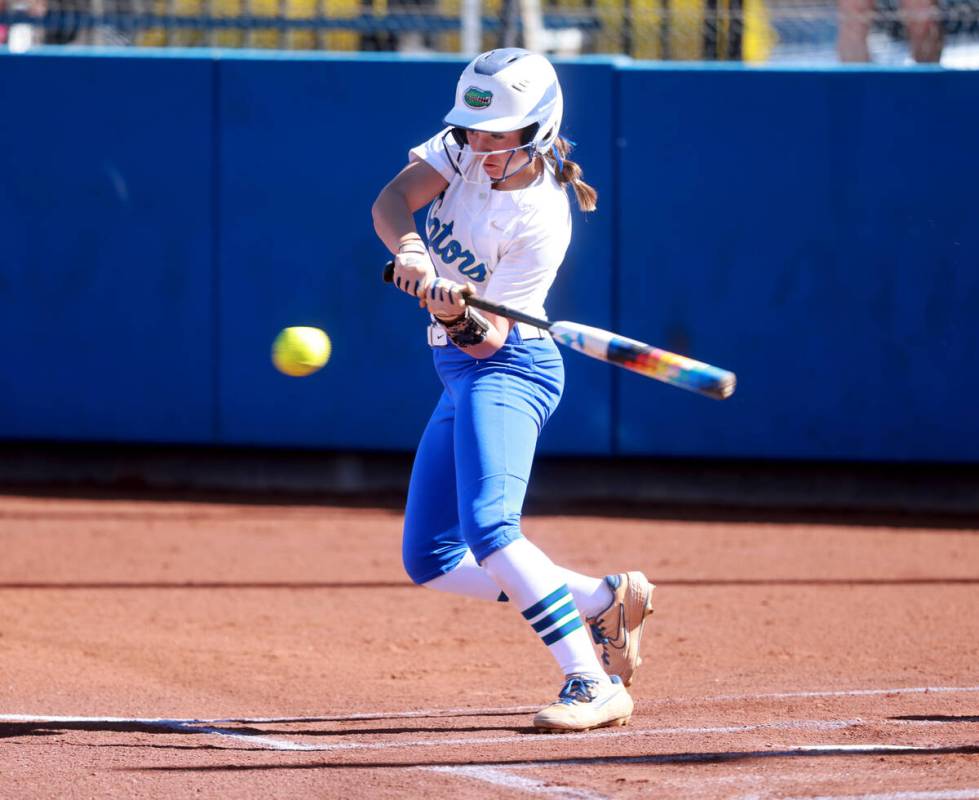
[0,716,321,752]
[3,682,976,760]
[4,684,976,730]
[425,745,979,800]
[210,704,540,723]
[768,790,979,800]
[426,748,972,800]
[424,746,979,800]
[6,710,975,800]
[709,685,979,702]
[0,714,969,755]
[200,684,979,722]
[153,721,320,751]
[425,766,608,800]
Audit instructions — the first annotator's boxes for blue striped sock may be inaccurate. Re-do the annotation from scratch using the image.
[482,539,608,680]
[522,585,584,645]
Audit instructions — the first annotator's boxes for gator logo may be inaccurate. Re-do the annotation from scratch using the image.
[464,86,493,110]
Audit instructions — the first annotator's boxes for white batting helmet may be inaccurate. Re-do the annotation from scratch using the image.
[441,49,563,182]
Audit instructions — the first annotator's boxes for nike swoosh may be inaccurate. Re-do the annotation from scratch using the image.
[606,606,629,651]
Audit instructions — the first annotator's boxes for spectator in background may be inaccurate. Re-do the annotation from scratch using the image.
[44,0,82,45]
[838,0,944,61]
[1,0,47,50]
[359,0,437,52]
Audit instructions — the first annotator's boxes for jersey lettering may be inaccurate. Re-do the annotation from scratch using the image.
[426,215,488,283]
[429,217,454,251]
[441,240,463,264]
[458,258,487,282]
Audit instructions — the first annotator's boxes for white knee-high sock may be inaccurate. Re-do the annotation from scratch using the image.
[423,551,613,617]
[482,538,609,682]
[425,551,507,601]
[560,572,614,618]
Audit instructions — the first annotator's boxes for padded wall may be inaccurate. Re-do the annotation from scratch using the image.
[0,52,215,442]
[3,51,977,462]
[614,66,979,460]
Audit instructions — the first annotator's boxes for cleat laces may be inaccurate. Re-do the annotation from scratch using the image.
[588,574,621,663]
[589,619,609,645]
[557,675,599,705]
[589,619,613,666]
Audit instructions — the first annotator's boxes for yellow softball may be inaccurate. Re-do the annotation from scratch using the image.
[271,326,332,377]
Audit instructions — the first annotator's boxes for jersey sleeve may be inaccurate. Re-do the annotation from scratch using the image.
[482,206,572,314]
[408,128,456,183]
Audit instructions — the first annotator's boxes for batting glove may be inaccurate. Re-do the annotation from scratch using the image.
[393,240,435,299]
[425,278,471,322]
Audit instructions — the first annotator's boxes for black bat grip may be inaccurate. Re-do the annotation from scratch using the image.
[382,260,553,332]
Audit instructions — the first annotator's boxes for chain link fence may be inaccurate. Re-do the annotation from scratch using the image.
[2,0,978,63]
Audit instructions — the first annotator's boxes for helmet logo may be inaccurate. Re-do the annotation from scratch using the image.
[463,86,493,110]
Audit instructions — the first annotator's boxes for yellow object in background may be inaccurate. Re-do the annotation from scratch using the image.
[272,326,332,377]
[245,0,283,49]
[138,0,361,50]
[742,0,775,63]
[594,0,774,61]
[322,0,360,51]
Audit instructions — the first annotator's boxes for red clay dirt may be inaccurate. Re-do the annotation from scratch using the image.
[0,494,977,799]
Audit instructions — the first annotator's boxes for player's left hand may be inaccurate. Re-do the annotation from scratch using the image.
[423,278,472,321]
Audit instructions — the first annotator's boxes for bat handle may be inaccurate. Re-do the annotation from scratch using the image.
[382,260,474,300]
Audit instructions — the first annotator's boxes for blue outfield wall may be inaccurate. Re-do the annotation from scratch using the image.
[1,51,977,461]
[615,67,979,461]
[0,53,216,443]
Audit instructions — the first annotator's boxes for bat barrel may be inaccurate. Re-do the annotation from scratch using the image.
[606,338,736,400]
[550,321,736,401]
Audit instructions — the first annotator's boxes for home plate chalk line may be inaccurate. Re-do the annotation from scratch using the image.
[0,715,892,752]
[4,682,978,730]
[4,685,978,800]
[2,682,978,754]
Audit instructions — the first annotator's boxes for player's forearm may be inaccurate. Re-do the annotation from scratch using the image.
[372,188,421,255]
[452,313,511,360]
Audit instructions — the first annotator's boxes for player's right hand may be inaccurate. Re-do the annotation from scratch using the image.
[393,242,435,299]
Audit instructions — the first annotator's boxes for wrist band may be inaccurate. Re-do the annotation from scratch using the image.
[443,307,490,348]
[399,235,425,252]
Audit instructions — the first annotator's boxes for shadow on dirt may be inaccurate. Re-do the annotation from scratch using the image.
[129,743,979,771]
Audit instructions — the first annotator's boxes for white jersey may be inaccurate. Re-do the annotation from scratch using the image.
[409,128,572,322]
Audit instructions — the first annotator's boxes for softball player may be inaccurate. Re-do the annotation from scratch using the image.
[372,48,655,732]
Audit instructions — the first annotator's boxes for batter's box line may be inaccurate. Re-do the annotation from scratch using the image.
[765,790,979,800]
[0,714,973,755]
[706,685,979,702]
[426,761,979,800]
[424,765,610,800]
[4,682,976,732]
[426,758,979,800]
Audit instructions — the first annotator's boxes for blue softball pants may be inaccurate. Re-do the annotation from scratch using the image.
[402,328,565,585]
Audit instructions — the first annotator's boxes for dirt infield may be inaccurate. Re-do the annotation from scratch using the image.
[1,493,977,799]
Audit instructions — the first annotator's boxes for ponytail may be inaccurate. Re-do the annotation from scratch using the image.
[547,136,598,213]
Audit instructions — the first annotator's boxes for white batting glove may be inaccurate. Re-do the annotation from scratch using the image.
[425,278,471,322]
[393,239,435,299]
